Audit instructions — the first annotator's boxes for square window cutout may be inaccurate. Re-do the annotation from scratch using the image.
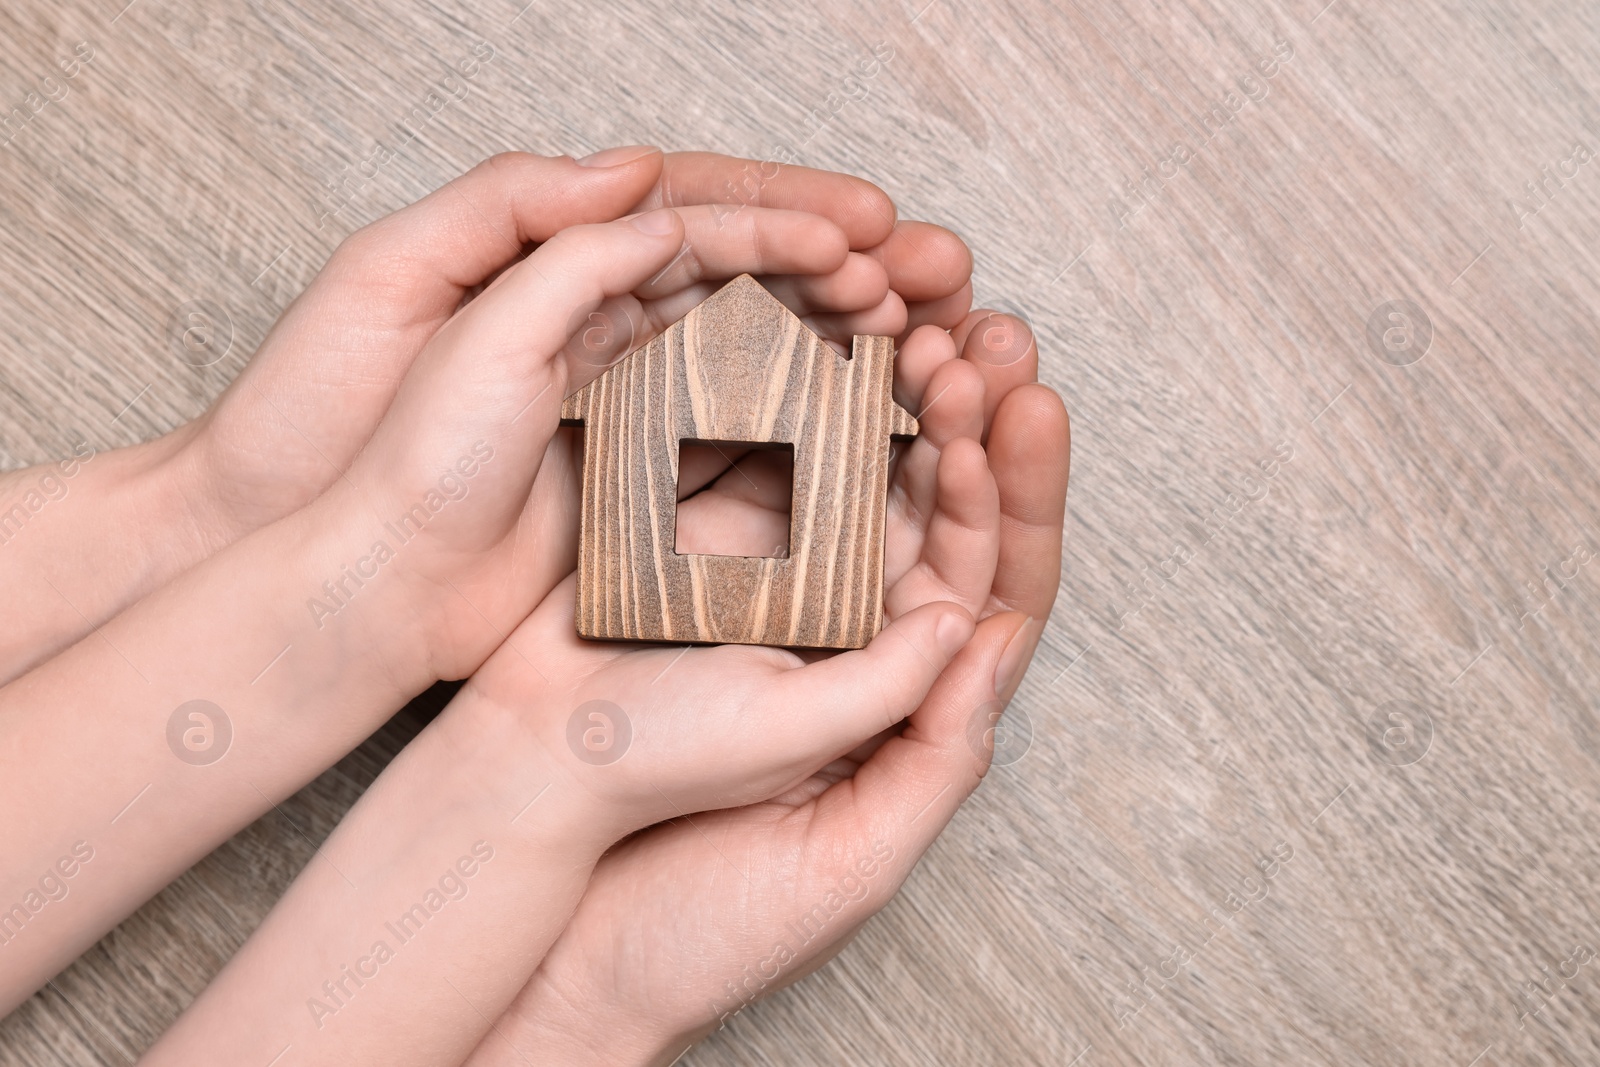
[674,439,794,558]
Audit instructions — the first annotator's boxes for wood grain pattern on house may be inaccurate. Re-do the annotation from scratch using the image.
[561,274,917,649]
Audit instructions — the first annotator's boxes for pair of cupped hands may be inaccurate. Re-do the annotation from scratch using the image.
[0,147,1067,1065]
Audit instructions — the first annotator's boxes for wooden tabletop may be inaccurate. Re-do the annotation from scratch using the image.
[4,0,1600,1063]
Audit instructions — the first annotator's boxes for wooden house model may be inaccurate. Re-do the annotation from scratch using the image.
[560,273,918,649]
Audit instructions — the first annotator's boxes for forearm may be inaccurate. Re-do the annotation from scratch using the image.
[0,424,217,684]
[0,494,433,1013]
[142,686,610,1067]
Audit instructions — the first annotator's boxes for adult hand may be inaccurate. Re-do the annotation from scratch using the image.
[464,311,1069,1065]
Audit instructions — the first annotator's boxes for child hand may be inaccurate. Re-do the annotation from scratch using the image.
[463,311,1068,1066]
[453,344,1004,833]
[298,200,883,682]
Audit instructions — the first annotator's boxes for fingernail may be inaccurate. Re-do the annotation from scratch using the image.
[993,616,1037,697]
[630,208,678,236]
[576,145,659,168]
[935,609,973,658]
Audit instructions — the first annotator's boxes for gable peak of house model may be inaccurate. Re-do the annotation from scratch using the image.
[561,273,913,427]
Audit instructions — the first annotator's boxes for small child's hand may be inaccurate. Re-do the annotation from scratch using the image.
[297,201,869,683]
[454,337,1003,833]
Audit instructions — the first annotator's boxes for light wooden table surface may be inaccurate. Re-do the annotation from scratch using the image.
[5,0,1600,1064]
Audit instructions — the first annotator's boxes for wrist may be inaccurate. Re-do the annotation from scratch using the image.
[0,422,217,679]
[438,687,720,1067]
[269,484,456,698]
[432,679,621,863]
[160,415,270,556]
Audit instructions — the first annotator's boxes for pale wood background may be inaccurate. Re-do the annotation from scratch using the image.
[3,0,1599,1064]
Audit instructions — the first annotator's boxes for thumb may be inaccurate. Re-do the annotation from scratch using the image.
[316,149,665,309]
[778,601,975,762]
[360,209,688,497]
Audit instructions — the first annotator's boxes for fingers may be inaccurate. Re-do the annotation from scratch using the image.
[803,289,908,344]
[632,206,850,300]
[888,357,985,540]
[762,253,890,317]
[986,385,1070,620]
[608,263,890,358]
[861,221,973,303]
[622,217,966,353]
[843,611,1032,849]
[642,152,897,249]
[700,447,794,511]
[551,215,868,375]
[675,497,790,557]
[320,150,665,317]
[674,478,792,558]
[891,325,960,413]
[638,157,974,341]
[753,613,1033,918]
[912,357,987,447]
[885,438,1000,620]
[673,447,793,557]
[902,280,975,339]
[776,601,974,759]
[443,212,687,395]
[358,212,688,497]
[954,310,1040,435]
[210,152,669,494]
[674,441,750,500]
